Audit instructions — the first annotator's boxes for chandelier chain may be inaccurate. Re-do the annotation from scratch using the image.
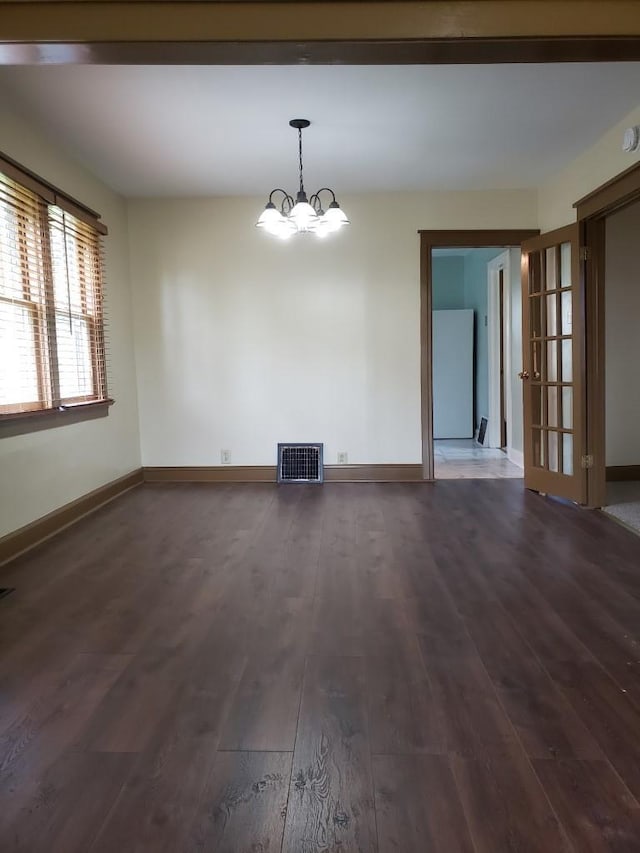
[298,128,304,194]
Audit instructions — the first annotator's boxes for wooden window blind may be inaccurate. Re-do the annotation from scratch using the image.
[0,163,108,419]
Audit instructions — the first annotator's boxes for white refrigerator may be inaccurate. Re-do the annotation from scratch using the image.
[433,309,474,439]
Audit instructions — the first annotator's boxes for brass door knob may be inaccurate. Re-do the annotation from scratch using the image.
[519,370,530,380]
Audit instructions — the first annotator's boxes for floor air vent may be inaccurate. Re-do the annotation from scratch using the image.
[277,443,324,483]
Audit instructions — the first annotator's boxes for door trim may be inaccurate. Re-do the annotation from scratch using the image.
[487,251,513,451]
[575,160,640,221]
[577,160,640,507]
[419,229,539,480]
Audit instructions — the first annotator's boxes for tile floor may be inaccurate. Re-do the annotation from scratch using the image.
[434,439,523,480]
[602,480,640,535]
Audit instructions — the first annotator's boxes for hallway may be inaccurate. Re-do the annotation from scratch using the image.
[434,438,523,479]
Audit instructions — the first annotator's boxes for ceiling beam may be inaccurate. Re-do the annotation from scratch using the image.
[2,1,640,65]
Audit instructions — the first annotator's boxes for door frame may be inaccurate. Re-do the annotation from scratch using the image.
[576,160,640,507]
[487,250,513,452]
[419,229,539,480]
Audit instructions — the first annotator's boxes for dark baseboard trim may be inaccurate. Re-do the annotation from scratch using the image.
[324,464,424,482]
[143,466,277,483]
[606,465,640,482]
[0,468,143,566]
[143,464,425,484]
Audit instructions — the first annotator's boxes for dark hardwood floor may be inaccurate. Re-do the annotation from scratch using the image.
[2,480,640,851]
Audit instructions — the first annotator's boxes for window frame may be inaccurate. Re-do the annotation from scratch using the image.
[0,153,112,430]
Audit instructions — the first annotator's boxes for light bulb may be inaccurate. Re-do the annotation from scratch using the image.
[256,203,284,231]
[315,218,333,238]
[289,200,319,232]
[322,202,350,232]
[273,217,296,239]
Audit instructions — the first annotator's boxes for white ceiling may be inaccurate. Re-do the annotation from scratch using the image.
[1,63,640,198]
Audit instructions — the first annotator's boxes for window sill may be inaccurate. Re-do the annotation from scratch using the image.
[0,399,114,438]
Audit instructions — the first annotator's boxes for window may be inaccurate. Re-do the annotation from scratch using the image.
[0,160,108,419]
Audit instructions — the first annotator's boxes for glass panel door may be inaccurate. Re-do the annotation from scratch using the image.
[521,225,584,502]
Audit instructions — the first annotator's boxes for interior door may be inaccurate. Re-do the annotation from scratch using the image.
[521,225,585,503]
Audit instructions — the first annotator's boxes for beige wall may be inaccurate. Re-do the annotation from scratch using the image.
[0,98,141,538]
[605,200,640,467]
[128,190,537,467]
[538,103,640,231]
[4,87,640,538]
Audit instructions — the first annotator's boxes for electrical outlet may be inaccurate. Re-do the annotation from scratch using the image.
[337,451,348,465]
[220,449,231,465]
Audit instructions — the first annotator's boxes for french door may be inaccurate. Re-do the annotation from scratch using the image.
[521,225,586,503]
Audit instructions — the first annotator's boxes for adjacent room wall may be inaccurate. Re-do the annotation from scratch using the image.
[0,99,141,538]
[432,256,465,310]
[605,201,640,467]
[128,190,537,467]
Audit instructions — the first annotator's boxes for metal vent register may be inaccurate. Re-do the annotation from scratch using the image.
[277,443,324,483]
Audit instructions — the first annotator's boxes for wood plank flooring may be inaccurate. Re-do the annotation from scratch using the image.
[1,480,640,851]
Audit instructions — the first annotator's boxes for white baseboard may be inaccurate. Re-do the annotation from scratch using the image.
[507,447,524,469]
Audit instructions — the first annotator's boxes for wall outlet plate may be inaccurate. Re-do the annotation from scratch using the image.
[337,451,348,465]
[221,449,231,465]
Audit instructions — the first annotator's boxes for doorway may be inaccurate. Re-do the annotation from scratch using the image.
[431,247,523,479]
[594,200,640,530]
[420,230,539,481]
[572,159,640,508]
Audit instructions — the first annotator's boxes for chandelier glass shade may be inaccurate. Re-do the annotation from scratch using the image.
[256,119,350,239]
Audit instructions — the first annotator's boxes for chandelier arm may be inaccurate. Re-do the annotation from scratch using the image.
[308,193,322,214]
[268,188,290,205]
[282,194,294,215]
[313,188,337,204]
[267,188,296,215]
[309,188,337,214]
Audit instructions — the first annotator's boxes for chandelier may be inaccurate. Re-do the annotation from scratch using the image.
[256,119,350,239]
